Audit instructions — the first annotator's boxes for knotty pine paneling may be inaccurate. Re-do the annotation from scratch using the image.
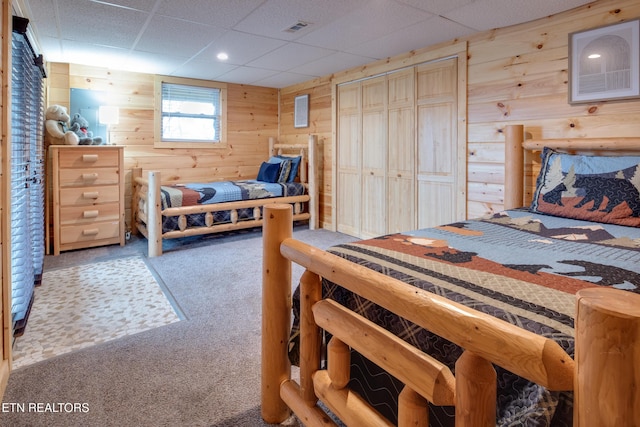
[46,64,278,233]
[279,0,640,226]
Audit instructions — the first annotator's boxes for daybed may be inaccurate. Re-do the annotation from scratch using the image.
[132,135,319,257]
[261,124,640,426]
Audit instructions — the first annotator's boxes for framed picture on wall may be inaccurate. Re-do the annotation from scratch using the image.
[569,19,640,104]
[294,94,309,128]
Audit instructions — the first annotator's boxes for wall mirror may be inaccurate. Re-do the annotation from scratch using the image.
[69,88,110,143]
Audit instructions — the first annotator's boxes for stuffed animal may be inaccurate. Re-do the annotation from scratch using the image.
[44,105,79,146]
[69,113,103,145]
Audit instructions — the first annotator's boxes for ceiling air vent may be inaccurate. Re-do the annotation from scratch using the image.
[284,21,310,33]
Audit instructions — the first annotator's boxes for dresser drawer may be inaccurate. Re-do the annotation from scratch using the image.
[59,185,120,206]
[59,167,120,187]
[59,202,121,225]
[59,221,121,245]
[57,148,120,168]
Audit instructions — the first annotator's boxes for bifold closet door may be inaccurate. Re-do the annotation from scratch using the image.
[416,58,458,229]
[336,83,361,237]
[360,76,386,239]
[387,68,415,234]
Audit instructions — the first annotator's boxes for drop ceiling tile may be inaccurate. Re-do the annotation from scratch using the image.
[396,0,476,15]
[196,30,287,66]
[91,0,159,12]
[254,71,316,88]
[215,66,281,85]
[247,43,335,72]
[289,51,377,77]
[297,0,434,51]
[444,0,596,31]
[348,15,476,59]
[171,59,239,81]
[58,40,130,69]
[135,15,226,57]
[233,0,369,40]
[55,0,148,48]
[124,50,192,76]
[155,0,264,27]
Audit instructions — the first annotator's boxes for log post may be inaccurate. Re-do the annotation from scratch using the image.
[300,269,322,406]
[503,124,524,210]
[147,171,163,257]
[455,350,496,427]
[131,168,142,236]
[261,204,293,423]
[575,288,640,426]
[398,386,429,427]
[308,134,318,230]
[327,337,350,389]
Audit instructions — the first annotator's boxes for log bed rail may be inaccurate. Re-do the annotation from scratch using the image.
[261,124,640,426]
[132,134,319,257]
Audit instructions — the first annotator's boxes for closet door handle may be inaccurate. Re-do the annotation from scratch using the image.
[83,191,99,199]
[82,228,99,236]
[83,210,99,218]
[82,154,99,162]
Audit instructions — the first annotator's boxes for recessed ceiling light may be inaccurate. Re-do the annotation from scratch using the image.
[588,53,601,59]
[217,52,228,61]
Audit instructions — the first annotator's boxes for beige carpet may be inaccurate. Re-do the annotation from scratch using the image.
[12,255,182,370]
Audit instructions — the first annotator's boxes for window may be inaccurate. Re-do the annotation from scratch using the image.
[154,76,227,148]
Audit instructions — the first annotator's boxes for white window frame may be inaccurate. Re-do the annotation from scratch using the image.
[154,75,227,149]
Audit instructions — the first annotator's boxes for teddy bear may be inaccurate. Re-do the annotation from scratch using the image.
[44,105,79,147]
[69,113,103,145]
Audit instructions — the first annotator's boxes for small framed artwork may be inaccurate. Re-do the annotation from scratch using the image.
[569,19,640,104]
[294,94,309,128]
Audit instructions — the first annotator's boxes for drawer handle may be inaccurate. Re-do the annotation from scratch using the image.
[82,154,99,162]
[83,210,99,218]
[83,191,99,199]
[82,173,98,180]
[82,229,99,236]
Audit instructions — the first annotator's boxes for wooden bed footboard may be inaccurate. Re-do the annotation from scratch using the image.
[132,135,319,257]
[261,203,640,426]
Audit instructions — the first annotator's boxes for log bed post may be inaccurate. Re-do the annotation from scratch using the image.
[575,288,640,426]
[308,134,318,230]
[503,124,524,210]
[261,204,293,423]
[147,171,163,257]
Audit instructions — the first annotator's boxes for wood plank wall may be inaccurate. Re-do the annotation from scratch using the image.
[279,0,640,227]
[46,63,278,233]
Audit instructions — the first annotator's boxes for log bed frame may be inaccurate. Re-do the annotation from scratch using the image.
[132,135,319,257]
[261,124,640,426]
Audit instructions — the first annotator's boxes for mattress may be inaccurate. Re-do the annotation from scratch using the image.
[160,180,307,232]
[290,208,640,426]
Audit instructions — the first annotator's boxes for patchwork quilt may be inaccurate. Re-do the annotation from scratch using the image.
[160,180,306,232]
[290,209,640,426]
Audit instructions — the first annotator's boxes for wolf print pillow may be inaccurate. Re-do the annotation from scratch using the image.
[530,148,640,227]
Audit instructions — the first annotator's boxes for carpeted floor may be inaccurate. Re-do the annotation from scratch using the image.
[0,224,355,427]
[12,256,183,369]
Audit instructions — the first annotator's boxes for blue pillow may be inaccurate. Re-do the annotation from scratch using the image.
[268,155,302,182]
[257,161,280,183]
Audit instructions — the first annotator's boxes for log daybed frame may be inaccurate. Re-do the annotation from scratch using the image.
[261,124,640,426]
[132,135,319,257]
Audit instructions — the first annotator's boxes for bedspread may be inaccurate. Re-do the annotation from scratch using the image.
[160,180,306,232]
[290,209,640,426]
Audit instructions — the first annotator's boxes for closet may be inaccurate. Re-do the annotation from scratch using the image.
[10,16,46,336]
[336,57,463,239]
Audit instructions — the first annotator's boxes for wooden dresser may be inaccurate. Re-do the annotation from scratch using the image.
[50,145,125,255]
